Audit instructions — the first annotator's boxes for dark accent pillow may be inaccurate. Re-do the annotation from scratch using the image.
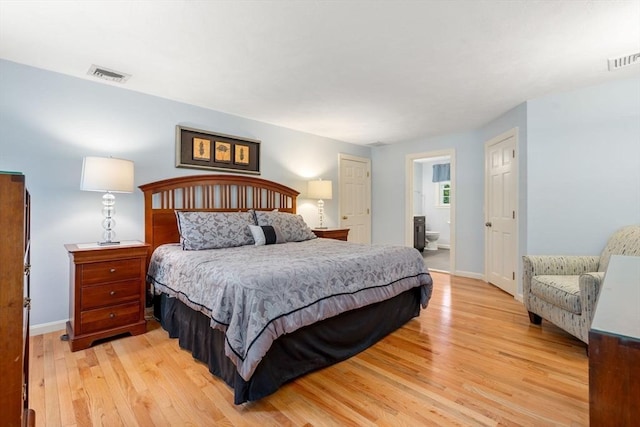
[248,224,285,246]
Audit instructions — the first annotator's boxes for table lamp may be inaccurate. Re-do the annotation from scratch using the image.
[80,156,134,245]
[308,179,332,229]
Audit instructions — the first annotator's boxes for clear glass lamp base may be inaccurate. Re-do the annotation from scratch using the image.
[98,192,120,245]
[316,199,328,229]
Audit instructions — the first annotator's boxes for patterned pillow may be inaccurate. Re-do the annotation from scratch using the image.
[247,209,258,226]
[175,211,255,250]
[254,211,316,242]
[248,225,285,246]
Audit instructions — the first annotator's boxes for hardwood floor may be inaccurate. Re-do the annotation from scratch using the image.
[29,273,588,426]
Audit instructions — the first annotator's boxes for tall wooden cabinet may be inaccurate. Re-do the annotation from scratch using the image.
[0,173,35,426]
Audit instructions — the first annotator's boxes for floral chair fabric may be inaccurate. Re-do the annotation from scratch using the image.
[522,225,640,344]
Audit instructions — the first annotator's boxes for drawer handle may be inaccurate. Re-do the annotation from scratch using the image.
[110,268,116,273]
[110,291,116,296]
[109,313,116,319]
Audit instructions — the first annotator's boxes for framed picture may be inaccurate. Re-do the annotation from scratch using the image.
[234,144,250,165]
[192,138,211,161]
[214,141,231,163]
[176,125,261,174]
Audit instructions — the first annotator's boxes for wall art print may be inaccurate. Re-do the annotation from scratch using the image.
[176,125,261,175]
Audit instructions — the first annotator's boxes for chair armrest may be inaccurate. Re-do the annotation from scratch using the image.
[579,272,605,324]
[522,255,600,297]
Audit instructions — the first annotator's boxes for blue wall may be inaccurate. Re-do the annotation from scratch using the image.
[372,76,639,295]
[1,56,638,326]
[0,59,370,326]
[371,131,483,276]
[526,77,640,254]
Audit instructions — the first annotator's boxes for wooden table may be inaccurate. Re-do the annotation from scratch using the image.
[588,255,640,426]
[64,241,149,351]
[312,228,350,241]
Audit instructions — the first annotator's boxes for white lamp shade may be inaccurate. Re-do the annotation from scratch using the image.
[81,156,134,193]
[308,179,332,200]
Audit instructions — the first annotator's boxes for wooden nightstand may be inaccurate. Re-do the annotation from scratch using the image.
[64,241,149,351]
[312,228,350,241]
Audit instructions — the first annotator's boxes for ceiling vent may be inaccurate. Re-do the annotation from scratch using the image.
[87,64,131,83]
[367,141,388,147]
[608,52,640,71]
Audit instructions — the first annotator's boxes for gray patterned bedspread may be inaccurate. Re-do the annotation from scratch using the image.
[147,238,433,380]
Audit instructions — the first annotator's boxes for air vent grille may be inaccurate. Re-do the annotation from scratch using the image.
[87,65,131,83]
[608,53,640,71]
[367,141,387,147]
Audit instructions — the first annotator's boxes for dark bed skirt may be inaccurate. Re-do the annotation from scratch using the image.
[155,287,422,404]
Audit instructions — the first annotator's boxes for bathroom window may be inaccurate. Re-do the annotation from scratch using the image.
[436,182,450,207]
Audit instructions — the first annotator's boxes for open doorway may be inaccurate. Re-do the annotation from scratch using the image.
[405,150,456,274]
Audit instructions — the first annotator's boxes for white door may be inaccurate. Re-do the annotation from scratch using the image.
[485,129,517,295]
[339,154,371,244]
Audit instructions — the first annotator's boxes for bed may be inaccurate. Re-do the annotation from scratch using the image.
[140,174,433,404]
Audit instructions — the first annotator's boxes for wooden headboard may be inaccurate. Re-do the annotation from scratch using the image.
[138,174,299,254]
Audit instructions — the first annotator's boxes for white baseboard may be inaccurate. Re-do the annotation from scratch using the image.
[452,270,485,280]
[30,319,67,336]
[428,269,485,280]
[428,267,449,273]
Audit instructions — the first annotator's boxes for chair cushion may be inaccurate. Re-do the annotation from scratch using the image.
[530,275,581,314]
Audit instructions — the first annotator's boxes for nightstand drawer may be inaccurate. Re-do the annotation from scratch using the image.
[80,301,141,334]
[81,259,141,285]
[81,280,140,310]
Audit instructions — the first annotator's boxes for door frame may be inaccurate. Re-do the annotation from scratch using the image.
[338,153,371,243]
[405,149,456,274]
[483,127,519,296]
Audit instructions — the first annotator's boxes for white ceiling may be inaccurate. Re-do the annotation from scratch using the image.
[1,1,639,145]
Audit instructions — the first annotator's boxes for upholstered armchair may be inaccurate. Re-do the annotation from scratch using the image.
[522,225,640,344]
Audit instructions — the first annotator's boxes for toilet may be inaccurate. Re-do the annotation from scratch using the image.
[425,230,440,251]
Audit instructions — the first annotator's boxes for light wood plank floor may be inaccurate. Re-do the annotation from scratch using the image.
[30,273,588,426]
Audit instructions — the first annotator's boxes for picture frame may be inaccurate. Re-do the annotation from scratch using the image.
[176,125,261,175]
[192,138,211,161]
[214,141,231,163]
[234,144,250,165]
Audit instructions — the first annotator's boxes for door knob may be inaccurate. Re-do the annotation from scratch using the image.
[485,222,492,227]
[342,216,348,220]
